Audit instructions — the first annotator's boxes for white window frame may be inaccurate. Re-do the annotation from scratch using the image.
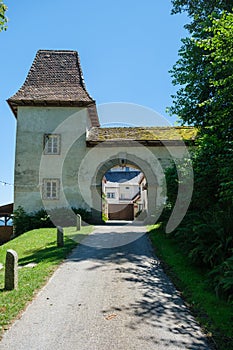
[107,192,115,199]
[44,134,61,155]
[42,179,60,200]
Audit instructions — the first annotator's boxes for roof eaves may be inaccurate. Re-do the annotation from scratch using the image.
[7,98,96,118]
[86,139,195,147]
[75,52,95,102]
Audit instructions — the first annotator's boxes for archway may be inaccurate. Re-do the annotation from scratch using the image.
[102,163,146,222]
[90,152,165,224]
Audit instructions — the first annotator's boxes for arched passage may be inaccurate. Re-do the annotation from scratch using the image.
[102,164,145,221]
[90,152,164,224]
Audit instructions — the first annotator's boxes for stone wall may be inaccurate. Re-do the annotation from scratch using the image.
[14,105,191,224]
[14,106,90,212]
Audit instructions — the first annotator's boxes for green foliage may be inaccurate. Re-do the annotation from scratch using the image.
[168,0,233,301]
[209,255,233,300]
[149,224,233,349]
[171,0,232,32]
[13,207,53,236]
[13,207,91,236]
[0,1,7,31]
[164,159,233,300]
[102,213,108,222]
[169,11,233,131]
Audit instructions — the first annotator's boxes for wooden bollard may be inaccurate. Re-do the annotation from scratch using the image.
[57,226,64,247]
[76,214,81,231]
[5,249,18,290]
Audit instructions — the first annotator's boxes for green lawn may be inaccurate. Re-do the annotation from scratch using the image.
[0,226,92,336]
[149,224,233,350]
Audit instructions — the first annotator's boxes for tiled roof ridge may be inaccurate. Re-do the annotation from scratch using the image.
[75,51,93,101]
[38,49,78,53]
[7,49,96,117]
[18,49,92,97]
[20,50,42,90]
[39,49,95,101]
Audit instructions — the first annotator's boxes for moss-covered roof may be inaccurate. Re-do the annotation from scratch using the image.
[87,126,197,146]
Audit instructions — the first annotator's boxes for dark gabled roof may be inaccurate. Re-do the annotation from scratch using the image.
[105,171,141,183]
[86,126,198,146]
[0,203,13,216]
[7,50,100,126]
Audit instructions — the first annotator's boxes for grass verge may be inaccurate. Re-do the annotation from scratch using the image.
[149,224,233,350]
[0,225,92,336]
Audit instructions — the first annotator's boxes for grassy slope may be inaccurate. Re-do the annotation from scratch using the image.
[149,224,233,350]
[0,226,92,336]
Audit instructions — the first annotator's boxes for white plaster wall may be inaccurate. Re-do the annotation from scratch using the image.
[139,178,148,212]
[105,185,119,204]
[14,106,90,212]
[78,143,188,214]
[119,183,139,200]
[14,106,191,218]
[79,147,151,222]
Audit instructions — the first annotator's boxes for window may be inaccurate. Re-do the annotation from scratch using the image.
[44,134,61,155]
[42,179,60,200]
[107,192,115,199]
[125,186,130,190]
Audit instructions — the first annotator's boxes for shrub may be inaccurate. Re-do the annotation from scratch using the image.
[163,160,233,301]
[209,255,233,301]
[13,206,91,236]
[12,207,54,236]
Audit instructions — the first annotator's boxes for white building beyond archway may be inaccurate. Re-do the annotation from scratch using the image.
[102,166,146,221]
[8,50,196,225]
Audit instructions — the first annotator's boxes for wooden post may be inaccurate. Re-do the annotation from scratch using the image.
[57,226,64,247]
[76,214,81,231]
[5,249,18,290]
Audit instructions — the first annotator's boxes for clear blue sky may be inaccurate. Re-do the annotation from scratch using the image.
[0,0,188,205]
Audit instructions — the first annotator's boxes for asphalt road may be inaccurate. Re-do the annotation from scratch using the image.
[0,224,210,350]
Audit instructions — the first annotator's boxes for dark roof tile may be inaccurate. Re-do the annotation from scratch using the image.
[8,50,100,126]
[105,171,141,183]
[0,203,13,216]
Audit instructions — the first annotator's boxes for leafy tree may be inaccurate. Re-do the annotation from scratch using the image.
[0,1,7,32]
[170,11,233,205]
[171,0,232,32]
[166,2,233,300]
[169,11,233,130]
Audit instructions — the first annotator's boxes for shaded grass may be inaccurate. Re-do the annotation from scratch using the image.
[149,224,233,350]
[0,225,92,336]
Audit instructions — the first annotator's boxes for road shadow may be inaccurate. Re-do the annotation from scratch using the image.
[67,228,212,349]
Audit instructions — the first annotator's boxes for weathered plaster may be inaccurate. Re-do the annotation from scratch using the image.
[14,106,192,224]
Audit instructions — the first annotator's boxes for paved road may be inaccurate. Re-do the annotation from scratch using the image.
[0,224,210,350]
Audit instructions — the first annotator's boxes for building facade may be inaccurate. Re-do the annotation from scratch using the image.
[8,50,196,224]
[102,168,145,220]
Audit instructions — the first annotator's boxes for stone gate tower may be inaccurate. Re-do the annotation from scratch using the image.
[8,50,100,213]
[8,50,196,224]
